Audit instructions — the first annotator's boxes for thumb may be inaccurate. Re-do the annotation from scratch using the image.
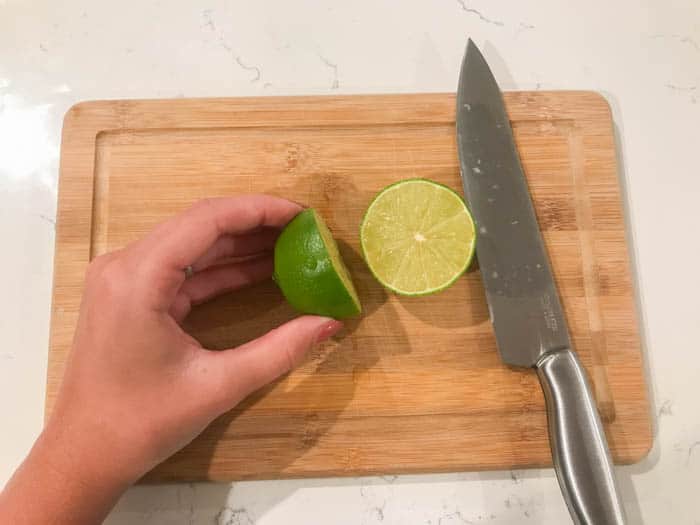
[207,315,343,409]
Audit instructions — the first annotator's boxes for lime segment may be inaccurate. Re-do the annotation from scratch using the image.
[360,179,476,296]
[274,209,361,319]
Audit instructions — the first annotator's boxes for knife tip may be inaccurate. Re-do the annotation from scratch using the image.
[466,38,484,60]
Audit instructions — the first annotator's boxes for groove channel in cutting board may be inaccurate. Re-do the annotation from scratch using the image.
[47,92,651,481]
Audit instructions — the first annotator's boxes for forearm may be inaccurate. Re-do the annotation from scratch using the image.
[0,425,129,524]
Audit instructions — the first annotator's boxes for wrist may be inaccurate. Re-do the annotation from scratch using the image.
[37,417,134,497]
[0,424,130,525]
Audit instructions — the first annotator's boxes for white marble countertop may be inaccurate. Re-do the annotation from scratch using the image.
[1,1,699,523]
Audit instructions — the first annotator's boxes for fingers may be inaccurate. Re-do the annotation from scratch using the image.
[144,196,299,268]
[170,255,274,322]
[130,195,301,308]
[191,228,280,272]
[205,316,343,410]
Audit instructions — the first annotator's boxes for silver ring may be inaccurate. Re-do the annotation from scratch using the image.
[184,265,194,279]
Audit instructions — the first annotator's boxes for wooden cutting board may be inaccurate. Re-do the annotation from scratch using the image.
[47,92,651,482]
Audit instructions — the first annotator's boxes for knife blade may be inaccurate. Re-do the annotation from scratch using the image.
[456,39,627,525]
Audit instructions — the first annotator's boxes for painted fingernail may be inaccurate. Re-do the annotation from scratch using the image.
[314,319,344,344]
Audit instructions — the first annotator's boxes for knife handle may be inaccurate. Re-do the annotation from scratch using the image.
[536,349,627,525]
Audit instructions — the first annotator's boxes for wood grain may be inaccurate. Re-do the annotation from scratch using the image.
[47,92,651,482]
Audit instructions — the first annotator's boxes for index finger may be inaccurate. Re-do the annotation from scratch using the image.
[130,195,301,302]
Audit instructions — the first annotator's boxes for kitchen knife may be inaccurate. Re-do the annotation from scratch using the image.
[455,39,627,525]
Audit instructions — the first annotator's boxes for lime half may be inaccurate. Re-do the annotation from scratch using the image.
[274,208,361,319]
[360,179,476,296]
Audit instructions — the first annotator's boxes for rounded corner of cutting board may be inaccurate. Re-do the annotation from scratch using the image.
[62,100,105,127]
[620,428,655,466]
[578,90,614,119]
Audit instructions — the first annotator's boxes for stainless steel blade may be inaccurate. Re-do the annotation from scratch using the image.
[456,40,571,367]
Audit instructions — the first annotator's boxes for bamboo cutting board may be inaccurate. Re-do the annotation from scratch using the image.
[47,92,651,482]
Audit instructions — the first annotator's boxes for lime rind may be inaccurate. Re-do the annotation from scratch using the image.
[274,208,362,319]
[359,178,476,296]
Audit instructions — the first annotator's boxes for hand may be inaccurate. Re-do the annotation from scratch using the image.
[0,196,342,524]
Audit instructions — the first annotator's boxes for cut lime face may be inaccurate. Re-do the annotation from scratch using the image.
[360,179,476,296]
[274,209,361,319]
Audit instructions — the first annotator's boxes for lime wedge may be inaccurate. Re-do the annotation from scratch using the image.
[360,179,476,296]
[274,208,361,319]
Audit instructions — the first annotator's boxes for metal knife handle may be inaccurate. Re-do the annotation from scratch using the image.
[536,350,627,525]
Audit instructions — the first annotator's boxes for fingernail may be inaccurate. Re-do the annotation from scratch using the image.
[314,319,343,344]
